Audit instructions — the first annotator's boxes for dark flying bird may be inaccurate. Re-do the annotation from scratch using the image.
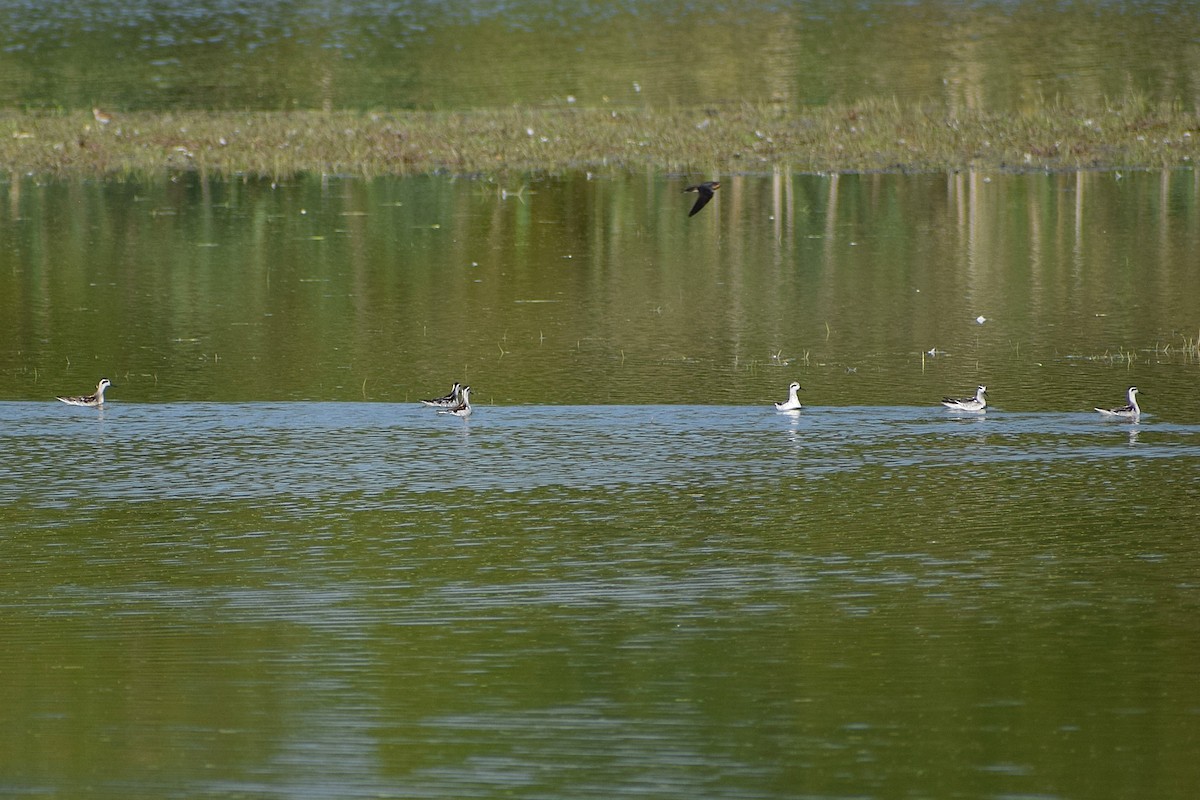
[683,181,720,217]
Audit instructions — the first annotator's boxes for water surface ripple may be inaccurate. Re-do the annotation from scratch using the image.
[5,401,1198,505]
[2,400,1199,797]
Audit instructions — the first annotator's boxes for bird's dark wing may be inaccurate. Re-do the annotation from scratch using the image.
[688,188,714,217]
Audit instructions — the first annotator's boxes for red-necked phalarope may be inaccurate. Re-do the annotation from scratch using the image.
[683,181,720,217]
[1095,386,1142,419]
[420,382,462,408]
[774,381,803,411]
[57,378,112,408]
[437,385,472,417]
[941,385,987,412]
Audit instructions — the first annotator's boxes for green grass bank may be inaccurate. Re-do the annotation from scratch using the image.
[2,98,1196,179]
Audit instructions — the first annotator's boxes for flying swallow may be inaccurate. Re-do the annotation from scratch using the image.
[683,181,720,217]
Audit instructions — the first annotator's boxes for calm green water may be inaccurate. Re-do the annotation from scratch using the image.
[3,170,1200,799]
[3,170,1199,408]
[0,0,1197,111]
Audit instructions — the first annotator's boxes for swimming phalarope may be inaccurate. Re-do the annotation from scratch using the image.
[437,385,472,417]
[56,378,112,408]
[420,382,463,408]
[774,381,803,411]
[941,385,987,412]
[1095,386,1142,419]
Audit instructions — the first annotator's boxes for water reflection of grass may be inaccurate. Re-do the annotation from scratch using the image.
[1060,332,1200,366]
[1,96,1195,178]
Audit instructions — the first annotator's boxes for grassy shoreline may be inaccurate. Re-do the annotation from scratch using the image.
[2,99,1197,179]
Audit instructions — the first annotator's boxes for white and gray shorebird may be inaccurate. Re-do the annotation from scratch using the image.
[437,385,472,417]
[420,382,462,408]
[56,378,112,408]
[774,381,803,411]
[1095,386,1142,419]
[941,385,987,412]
